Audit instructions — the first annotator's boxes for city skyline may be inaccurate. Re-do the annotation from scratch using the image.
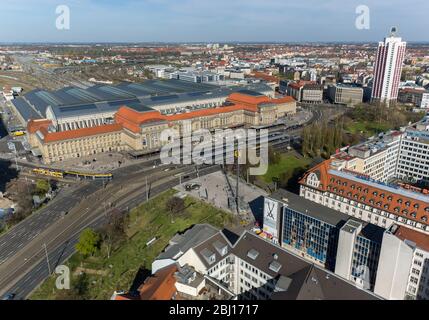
[0,0,428,43]
[1,1,429,304]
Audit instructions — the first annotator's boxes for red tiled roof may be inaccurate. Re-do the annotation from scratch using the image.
[41,124,123,143]
[288,81,316,90]
[138,265,177,300]
[115,103,258,133]
[116,91,293,131]
[113,294,139,301]
[288,82,304,90]
[251,71,280,84]
[400,88,427,94]
[300,160,429,226]
[115,109,166,133]
[394,225,429,252]
[227,92,272,106]
[27,119,52,134]
[272,96,296,104]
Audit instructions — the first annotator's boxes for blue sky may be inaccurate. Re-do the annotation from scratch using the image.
[0,0,428,43]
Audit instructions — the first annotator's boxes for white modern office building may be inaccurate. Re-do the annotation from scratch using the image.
[396,117,429,185]
[330,115,429,187]
[374,224,429,300]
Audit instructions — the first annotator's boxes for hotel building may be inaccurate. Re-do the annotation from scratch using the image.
[371,27,407,105]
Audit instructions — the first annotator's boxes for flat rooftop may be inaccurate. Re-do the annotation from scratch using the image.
[269,189,385,243]
[270,189,353,227]
[13,80,273,122]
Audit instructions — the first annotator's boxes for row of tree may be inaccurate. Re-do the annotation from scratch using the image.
[302,119,345,158]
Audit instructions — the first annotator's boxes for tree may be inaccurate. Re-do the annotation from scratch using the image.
[100,210,127,259]
[35,179,50,196]
[75,228,100,257]
[4,179,35,226]
[165,197,186,215]
[268,147,281,165]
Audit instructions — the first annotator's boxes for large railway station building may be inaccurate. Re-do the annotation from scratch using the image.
[17,80,296,163]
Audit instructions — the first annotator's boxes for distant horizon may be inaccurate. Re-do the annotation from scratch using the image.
[1,41,429,46]
[0,0,427,43]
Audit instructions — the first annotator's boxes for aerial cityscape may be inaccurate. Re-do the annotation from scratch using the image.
[0,0,428,308]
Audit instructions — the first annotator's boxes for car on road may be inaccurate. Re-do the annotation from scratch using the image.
[185,183,201,191]
[2,293,16,300]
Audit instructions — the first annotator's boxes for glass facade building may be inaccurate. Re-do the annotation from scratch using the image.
[351,235,382,288]
[282,207,340,270]
[281,205,383,285]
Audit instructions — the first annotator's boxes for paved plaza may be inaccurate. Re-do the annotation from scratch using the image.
[175,170,267,222]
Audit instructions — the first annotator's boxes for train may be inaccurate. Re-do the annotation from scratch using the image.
[32,168,64,178]
[32,168,113,181]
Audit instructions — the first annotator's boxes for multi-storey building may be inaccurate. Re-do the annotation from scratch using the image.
[348,132,402,182]
[327,84,363,105]
[170,70,224,83]
[374,224,429,300]
[151,225,379,300]
[371,27,407,105]
[396,117,429,185]
[27,92,296,164]
[331,115,429,186]
[299,160,429,235]
[301,84,324,104]
[398,88,429,109]
[262,190,384,290]
[286,81,323,104]
[331,131,402,183]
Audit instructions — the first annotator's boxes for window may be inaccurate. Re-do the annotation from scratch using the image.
[410,277,419,285]
[412,268,421,276]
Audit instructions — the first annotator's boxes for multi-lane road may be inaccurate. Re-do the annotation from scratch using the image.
[0,182,100,264]
[0,158,219,299]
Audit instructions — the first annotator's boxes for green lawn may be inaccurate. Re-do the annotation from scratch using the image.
[262,154,312,184]
[345,121,391,137]
[30,189,235,300]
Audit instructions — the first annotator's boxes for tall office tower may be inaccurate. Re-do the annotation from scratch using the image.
[371,27,407,105]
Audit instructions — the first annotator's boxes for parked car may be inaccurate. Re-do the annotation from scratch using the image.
[185,183,201,191]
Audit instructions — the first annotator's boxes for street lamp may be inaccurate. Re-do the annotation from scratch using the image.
[43,243,51,275]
